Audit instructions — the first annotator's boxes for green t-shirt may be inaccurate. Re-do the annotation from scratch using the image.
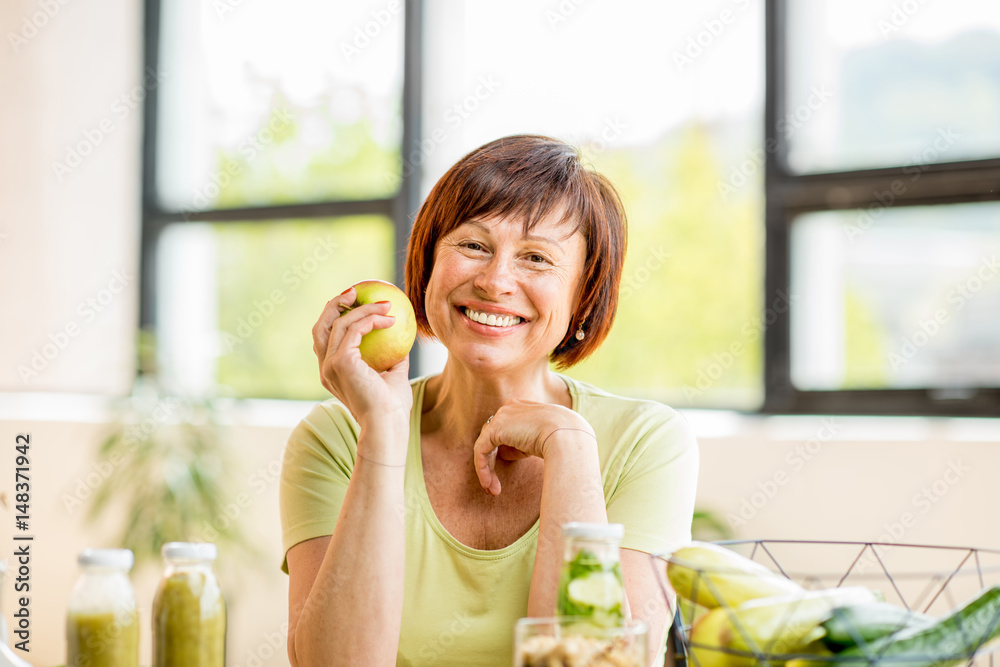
[280,374,699,666]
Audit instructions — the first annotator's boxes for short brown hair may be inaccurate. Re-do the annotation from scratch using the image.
[405,134,627,369]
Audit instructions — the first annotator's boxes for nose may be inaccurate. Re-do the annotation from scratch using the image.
[473,254,517,298]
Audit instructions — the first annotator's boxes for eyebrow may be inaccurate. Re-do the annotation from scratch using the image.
[463,220,566,247]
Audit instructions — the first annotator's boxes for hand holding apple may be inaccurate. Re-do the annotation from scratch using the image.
[340,279,417,372]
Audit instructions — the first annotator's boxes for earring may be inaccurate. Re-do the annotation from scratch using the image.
[575,321,586,341]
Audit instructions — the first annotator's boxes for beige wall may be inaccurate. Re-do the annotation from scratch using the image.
[0,411,295,667]
[2,408,998,666]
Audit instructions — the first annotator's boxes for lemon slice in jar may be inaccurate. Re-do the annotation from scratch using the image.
[567,571,623,610]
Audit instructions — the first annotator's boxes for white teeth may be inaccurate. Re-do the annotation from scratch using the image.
[464,308,522,328]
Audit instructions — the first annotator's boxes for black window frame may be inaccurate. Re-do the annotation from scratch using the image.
[139,0,425,376]
[763,0,1000,416]
[141,0,999,416]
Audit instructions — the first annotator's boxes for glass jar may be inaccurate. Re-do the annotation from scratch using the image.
[152,542,226,667]
[65,548,139,667]
[556,522,626,628]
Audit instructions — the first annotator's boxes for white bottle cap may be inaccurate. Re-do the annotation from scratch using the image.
[561,522,625,540]
[162,542,218,561]
[78,548,134,570]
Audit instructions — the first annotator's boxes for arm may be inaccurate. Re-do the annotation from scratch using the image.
[528,428,608,616]
[472,402,608,617]
[285,289,413,667]
[287,430,407,666]
[622,548,676,667]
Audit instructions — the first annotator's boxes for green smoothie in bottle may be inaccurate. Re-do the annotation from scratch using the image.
[152,542,226,667]
[66,549,139,667]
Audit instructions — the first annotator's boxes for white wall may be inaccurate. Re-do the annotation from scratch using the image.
[0,0,140,395]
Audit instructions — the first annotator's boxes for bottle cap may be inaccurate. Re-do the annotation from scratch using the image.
[561,522,625,540]
[162,542,218,561]
[78,548,134,570]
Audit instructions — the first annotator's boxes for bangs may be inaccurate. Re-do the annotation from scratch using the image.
[452,141,593,237]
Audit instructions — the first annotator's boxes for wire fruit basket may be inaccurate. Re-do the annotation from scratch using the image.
[654,540,1000,667]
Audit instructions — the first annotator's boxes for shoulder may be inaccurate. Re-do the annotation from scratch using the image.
[558,373,698,469]
[560,374,691,437]
[289,376,428,452]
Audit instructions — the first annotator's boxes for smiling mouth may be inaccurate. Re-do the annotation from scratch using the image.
[463,307,523,328]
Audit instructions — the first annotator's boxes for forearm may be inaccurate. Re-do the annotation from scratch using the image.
[291,430,407,666]
[527,432,607,617]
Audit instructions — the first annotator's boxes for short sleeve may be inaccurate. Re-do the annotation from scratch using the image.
[279,399,360,572]
[605,407,699,559]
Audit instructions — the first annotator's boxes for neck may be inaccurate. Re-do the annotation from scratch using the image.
[422,359,569,450]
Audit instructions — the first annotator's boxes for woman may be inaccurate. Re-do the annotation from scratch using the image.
[280,135,699,666]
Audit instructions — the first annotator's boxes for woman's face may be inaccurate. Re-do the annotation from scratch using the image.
[424,210,587,374]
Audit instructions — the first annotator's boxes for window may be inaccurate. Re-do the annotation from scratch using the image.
[764,0,1000,415]
[143,0,420,400]
[420,0,767,410]
[148,0,769,408]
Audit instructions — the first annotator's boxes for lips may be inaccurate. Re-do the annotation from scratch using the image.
[462,307,523,328]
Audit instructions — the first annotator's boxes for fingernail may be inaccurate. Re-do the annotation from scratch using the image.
[375,300,390,304]
[340,287,354,295]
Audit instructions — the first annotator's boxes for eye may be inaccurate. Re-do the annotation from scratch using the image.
[463,241,486,252]
[527,253,550,264]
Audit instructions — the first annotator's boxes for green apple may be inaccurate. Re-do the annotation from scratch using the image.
[347,279,417,372]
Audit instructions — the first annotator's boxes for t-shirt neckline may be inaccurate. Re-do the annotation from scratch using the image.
[407,374,579,560]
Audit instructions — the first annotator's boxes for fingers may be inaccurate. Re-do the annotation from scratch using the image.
[333,306,395,359]
[473,434,501,497]
[312,287,356,358]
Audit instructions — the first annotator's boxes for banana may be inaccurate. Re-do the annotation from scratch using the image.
[668,542,804,608]
[688,587,878,667]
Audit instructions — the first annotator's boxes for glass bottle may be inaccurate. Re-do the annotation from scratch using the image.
[556,522,626,628]
[152,542,226,667]
[66,548,139,667]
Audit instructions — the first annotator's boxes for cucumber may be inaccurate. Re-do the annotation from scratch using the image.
[822,602,934,651]
[821,585,1000,667]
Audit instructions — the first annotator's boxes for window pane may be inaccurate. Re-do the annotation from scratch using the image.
[421,0,765,409]
[785,0,1000,173]
[157,217,394,400]
[790,203,1000,390]
[156,0,403,211]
